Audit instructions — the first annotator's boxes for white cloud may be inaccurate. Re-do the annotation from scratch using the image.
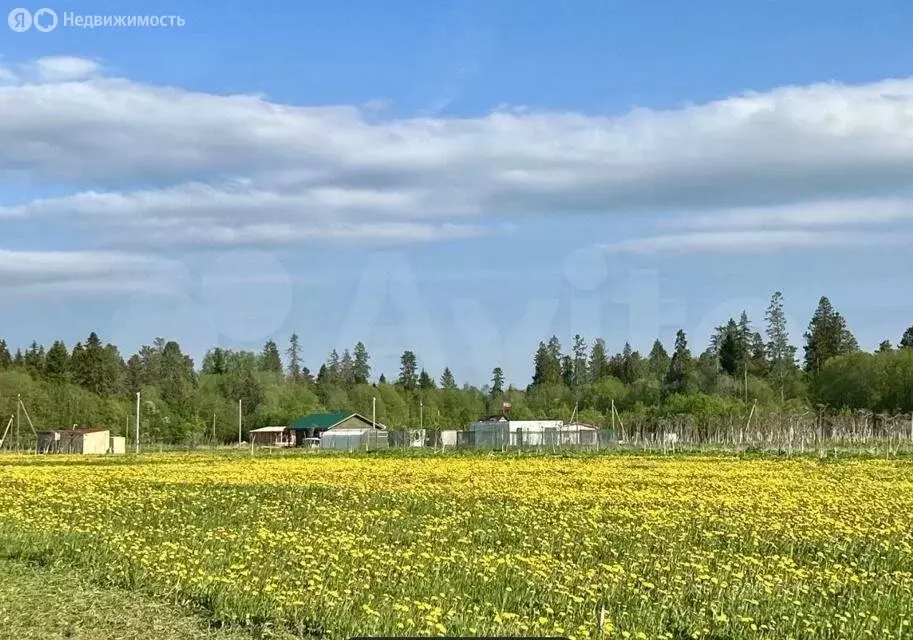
[33,56,101,82]
[0,182,490,244]
[4,61,913,247]
[598,230,910,254]
[669,197,913,230]
[0,249,186,296]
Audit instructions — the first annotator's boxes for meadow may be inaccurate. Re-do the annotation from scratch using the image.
[1,451,912,639]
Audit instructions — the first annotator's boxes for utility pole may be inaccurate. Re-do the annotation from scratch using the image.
[372,396,376,428]
[238,399,242,446]
[16,393,20,451]
[420,398,424,430]
[134,391,140,454]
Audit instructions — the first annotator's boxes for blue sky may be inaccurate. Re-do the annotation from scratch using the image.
[2,0,913,386]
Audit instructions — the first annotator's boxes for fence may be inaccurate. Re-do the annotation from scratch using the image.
[615,410,913,455]
[320,429,389,451]
[417,428,618,451]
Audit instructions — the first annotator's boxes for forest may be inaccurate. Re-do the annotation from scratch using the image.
[1,291,912,445]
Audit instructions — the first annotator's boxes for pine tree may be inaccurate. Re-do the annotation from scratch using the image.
[491,367,505,394]
[803,296,859,373]
[560,354,574,387]
[765,291,797,386]
[339,349,355,386]
[398,351,418,390]
[72,332,117,395]
[418,369,435,390]
[737,311,752,352]
[749,331,767,377]
[663,329,695,396]
[23,341,45,376]
[717,319,742,376]
[588,338,609,382]
[571,334,587,388]
[901,325,913,349]
[126,354,144,394]
[353,342,371,384]
[326,350,341,384]
[619,342,641,384]
[0,339,10,369]
[878,340,894,353]
[531,340,561,387]
[286,333,302,382]
[440,367,457,390]
[546,336,562,361]
[647,339,670,380]
[260,340,283,374]
[44,340,69,382]
[158,341,197,412]
[378,373,387,384]
[714,314,754,376]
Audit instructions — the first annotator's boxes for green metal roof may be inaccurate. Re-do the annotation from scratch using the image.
[288,412,352,431]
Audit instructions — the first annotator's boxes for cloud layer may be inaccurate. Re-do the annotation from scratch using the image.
[0,249,186,296]
[3,56,913,294]
[3,61,913,249]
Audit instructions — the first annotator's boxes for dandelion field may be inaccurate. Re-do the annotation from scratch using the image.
[1,452,912,639]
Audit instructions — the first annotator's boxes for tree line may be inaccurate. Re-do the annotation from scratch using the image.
[1,292,912,445]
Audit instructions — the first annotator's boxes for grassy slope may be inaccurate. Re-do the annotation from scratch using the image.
[0,557,264,640]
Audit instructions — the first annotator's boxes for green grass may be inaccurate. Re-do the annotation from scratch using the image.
[0,555,271,640]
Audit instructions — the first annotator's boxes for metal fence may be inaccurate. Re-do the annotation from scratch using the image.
[398,428,619,451]
[320,429,389,451]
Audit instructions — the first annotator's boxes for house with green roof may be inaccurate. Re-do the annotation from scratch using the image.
[288,411,385,447]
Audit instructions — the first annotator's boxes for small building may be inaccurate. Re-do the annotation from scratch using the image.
[439,430,459,448]
[288,412,387,450]
[249,426,293,447]
[109,436,126,454]
[37,428,112,455]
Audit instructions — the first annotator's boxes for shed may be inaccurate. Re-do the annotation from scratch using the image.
[249,425,293,447]
[37,428,111,455]
[109,436,126,454]
[288,412,385,446]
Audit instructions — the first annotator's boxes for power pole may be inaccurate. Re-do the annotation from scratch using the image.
[134,392,140,454]
[372,396,376,428]
[16,393,21,451]
[237,399,242,446]
[420,398,424,430]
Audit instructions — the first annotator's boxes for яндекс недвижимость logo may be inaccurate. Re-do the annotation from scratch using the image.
[8,8,183,31]
[8,7,57,31]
